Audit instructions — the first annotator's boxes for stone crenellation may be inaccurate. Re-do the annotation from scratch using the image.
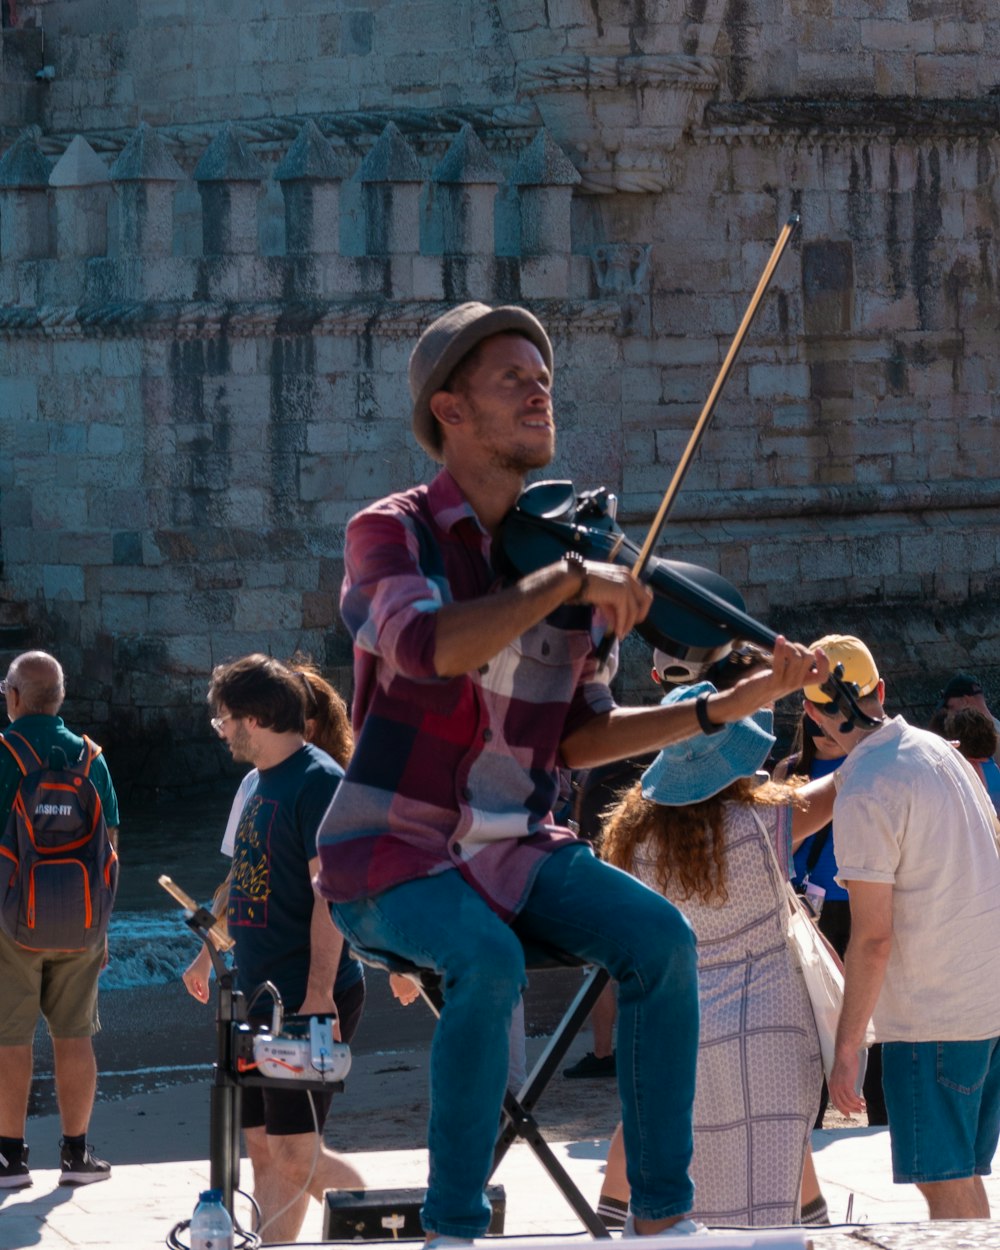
[2,2,1000,788]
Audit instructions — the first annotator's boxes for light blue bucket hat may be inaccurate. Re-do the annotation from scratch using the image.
[640,681,776,807]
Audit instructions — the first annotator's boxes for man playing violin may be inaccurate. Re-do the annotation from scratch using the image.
[316,301,830,1243]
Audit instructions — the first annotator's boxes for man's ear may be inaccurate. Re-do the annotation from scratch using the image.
[802,699,822,726]
[429,389,463,431]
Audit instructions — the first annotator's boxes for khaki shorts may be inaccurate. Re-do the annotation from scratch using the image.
[0,931,103,1045]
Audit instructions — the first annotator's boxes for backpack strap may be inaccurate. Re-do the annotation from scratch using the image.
[0,730,43,776]
[802,825,831,878]
[79,735,103,778]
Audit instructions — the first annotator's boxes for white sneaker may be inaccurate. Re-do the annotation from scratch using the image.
[624,1213,707,1237]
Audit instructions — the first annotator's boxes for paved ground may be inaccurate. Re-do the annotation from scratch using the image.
[4,1032,1000,1250]
[3,1119,998,1249]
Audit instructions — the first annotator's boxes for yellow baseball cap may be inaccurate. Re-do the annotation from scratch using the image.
[804,634,881,705]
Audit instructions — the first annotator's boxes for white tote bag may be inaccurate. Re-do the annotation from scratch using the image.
[754,810,874,1080]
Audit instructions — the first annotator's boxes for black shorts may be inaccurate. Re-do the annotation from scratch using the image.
[241,976,365,1137]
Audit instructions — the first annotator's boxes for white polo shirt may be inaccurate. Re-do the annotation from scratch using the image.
[834,715,1000,1043]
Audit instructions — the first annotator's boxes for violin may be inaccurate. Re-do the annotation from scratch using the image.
[494,480,880,731]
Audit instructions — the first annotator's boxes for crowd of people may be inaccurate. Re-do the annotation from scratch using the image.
[3,300,1000,1245]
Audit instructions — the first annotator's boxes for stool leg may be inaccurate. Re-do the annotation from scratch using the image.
[491,967,612,1237]
[519,967,610,1115]
[371,956,614,1237]
[497,1089,611,1237]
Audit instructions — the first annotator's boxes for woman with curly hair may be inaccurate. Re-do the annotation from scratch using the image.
[596,679,841,1229]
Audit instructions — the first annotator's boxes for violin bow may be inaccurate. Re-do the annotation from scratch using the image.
[615,214,878,729]
[630,213,801,580]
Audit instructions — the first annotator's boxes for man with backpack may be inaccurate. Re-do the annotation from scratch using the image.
[0,651,119,1190]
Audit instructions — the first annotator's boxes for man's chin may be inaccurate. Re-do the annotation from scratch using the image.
[498,442,554,475]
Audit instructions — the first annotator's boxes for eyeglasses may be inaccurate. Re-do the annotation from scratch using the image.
[210,712,235,735]
[0,679,15,695]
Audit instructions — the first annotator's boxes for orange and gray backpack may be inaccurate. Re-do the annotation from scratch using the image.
[0,731,119,952]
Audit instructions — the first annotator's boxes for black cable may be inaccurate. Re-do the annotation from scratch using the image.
[165,1215,262,1249]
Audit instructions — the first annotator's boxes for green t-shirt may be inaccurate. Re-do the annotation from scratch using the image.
[0,714,120,829]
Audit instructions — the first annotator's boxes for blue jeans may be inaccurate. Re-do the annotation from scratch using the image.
[333,843,699,1237]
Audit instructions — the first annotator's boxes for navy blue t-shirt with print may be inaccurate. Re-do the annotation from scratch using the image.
[228,742,363,1013]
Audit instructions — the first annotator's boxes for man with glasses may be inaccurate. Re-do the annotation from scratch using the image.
[205,654,363,1242]
[0,651,119,1190]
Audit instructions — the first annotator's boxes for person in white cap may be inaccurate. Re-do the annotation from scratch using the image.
[315,302,830,1242]
[806,635,1000,1220]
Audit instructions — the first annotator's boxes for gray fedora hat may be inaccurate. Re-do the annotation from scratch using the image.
[408,302,554,461]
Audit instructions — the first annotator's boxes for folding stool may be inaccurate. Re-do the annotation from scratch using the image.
[355,940,612,1238]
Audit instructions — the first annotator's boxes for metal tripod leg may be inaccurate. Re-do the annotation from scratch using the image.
[205,949,243,1217]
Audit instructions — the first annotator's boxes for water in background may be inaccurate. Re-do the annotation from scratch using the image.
[105,788,239,991]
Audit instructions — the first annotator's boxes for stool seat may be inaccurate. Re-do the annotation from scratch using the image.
[353,939,590,977]
[351,939,611,1237]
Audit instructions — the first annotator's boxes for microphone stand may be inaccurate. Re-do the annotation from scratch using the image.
[183,905,244,1216]
[180,907,347,1225]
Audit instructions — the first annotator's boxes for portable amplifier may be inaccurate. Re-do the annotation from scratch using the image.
[322,1185,506,1240]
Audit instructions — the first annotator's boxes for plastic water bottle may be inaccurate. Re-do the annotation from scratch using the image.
[190,1189,234,1250]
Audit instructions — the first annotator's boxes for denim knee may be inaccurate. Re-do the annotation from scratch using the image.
[440,924,526,1015]
[624,898,697,993]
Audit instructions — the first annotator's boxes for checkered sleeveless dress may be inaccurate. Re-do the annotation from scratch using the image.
[633,802,822,1226]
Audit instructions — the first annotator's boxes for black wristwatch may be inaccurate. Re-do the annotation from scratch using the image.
[695,692,724,735]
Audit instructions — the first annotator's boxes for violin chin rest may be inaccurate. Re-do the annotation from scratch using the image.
[514,479,577,519]
[646,636,732,684]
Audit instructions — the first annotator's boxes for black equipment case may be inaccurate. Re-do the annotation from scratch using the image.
[323,1185,506,1240]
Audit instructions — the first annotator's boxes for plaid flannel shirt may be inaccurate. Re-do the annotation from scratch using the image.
[316,470,614,919]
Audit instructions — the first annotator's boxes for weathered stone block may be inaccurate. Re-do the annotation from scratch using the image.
[244,562,289,590]
[411,254,445,300]
[46,427,88,457]
[802,239,854,335]
[156,634,213,676]
[859,18,935,54]
[301,590,337,628]
[112,531,144,566]
[934,21,985,54]
[0,378,39,421]
[30,483,87,529]
[519,255,570,299]
[234,589,301,631]
[43,564,86,603]
[198,181,262,256]
[934,570,971,602]
[747,362,810,400]
[101,592,152,632]
[914,53,982,96]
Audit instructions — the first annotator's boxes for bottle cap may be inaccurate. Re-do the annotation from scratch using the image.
[198,1188,223,1202]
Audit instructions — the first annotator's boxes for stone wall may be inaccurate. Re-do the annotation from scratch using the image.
[7,1,999,142]
[1,1,999,789]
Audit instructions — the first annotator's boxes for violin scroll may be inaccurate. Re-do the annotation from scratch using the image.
[818,663,882,733]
